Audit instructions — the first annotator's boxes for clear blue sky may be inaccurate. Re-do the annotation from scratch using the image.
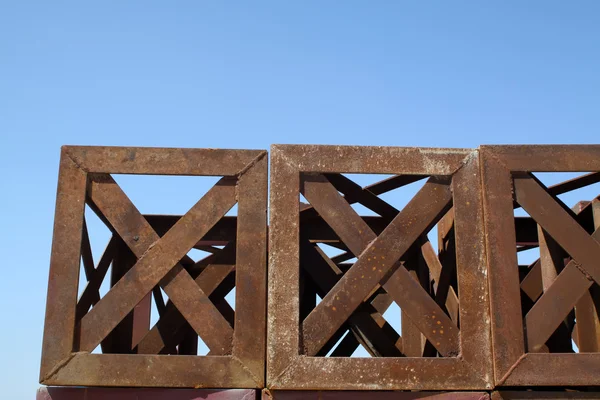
[1,2,600,398]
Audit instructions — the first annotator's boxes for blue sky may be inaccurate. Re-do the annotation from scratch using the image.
[1,2,600,398]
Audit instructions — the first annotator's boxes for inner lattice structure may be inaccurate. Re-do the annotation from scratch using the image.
[297,172,461,358]
[75,173,239,356]
[513,172,600,354]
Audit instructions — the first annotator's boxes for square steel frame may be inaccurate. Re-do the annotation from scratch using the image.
[40,146,268,388]
[267,144,493,390]
[481,145,600,387]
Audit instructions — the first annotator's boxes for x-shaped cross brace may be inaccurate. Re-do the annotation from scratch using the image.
[135,243,236,354]
[309,173,461,325]
[513,174,600,352]
[300,173,460,357]
[75,173,237,354]
[300,239,402,357]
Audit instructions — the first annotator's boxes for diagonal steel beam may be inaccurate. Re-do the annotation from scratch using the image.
[324,173,399,220]
[514,174,600,282]
[75,237,118,321]
[135,248,236,354]
[300,240,402,357]
[300,173,456,356]
[76,174,237,353]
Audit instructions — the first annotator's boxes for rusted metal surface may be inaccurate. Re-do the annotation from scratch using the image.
[264,390,489,400]
[492,392,600,400]
[267,145,493,390]
[481,145,600,387]
[37,387,258,400]
[40,146,268,388]
[41,143,600,391]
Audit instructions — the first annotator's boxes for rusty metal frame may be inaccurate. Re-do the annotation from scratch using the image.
[492,392,600,400]
[40,146,268,388]
[37,387,259,400]
[268,144,493,390]
[264,390,490,400]
[481,145,600,387]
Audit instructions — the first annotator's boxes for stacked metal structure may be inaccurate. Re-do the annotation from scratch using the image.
[39,145,600,399]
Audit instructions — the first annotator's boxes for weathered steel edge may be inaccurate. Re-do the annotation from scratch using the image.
[492,391,600,400]
[479,148,523,386]
[63,145,266,175]
[37,387,600,400]
[479,145,600,172]
[263,391,490,400]
[270,144,471,175]
[37,386,259,400]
